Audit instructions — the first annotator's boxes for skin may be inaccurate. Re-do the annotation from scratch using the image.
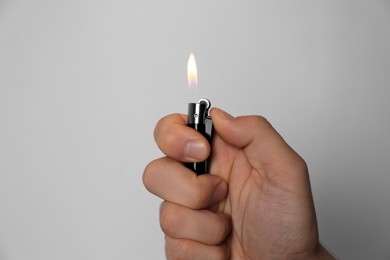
[143,108,334,259]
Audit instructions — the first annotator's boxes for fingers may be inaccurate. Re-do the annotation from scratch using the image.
[143,157,228,209]
[165,236,230,260]
[160,201,231,245]
[154,113,210,162]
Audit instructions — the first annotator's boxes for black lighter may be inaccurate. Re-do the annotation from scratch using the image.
[186,98,213,175]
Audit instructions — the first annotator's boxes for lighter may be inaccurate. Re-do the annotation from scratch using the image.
[186,98,213,175]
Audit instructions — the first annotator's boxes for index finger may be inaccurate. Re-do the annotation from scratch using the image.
[154,113,210,162]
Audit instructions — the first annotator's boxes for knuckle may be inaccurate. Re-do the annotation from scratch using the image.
[160,204,181,236]
[214,215,231,243]
[189,186,208,209]
[154,114,170,137]
[142,159,159,189]
[155,114,184,156]
[253,114,272,128]
[164,126,178,149]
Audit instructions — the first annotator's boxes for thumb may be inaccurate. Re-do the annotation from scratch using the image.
[210,108,302,166]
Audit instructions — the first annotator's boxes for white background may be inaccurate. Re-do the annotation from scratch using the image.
[1,1,390,259]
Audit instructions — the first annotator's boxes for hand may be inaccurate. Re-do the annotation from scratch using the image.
[143,108,334,259]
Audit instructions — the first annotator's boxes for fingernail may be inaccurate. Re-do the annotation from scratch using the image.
[212,181,228,202]
[184,141,207,161]
[215,108,234,120]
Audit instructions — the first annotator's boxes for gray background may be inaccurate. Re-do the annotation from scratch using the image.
[1,0,390,259]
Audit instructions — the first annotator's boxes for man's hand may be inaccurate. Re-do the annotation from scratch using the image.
[143,108,334,259]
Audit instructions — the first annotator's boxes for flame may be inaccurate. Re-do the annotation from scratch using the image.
[187,53,198,88]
